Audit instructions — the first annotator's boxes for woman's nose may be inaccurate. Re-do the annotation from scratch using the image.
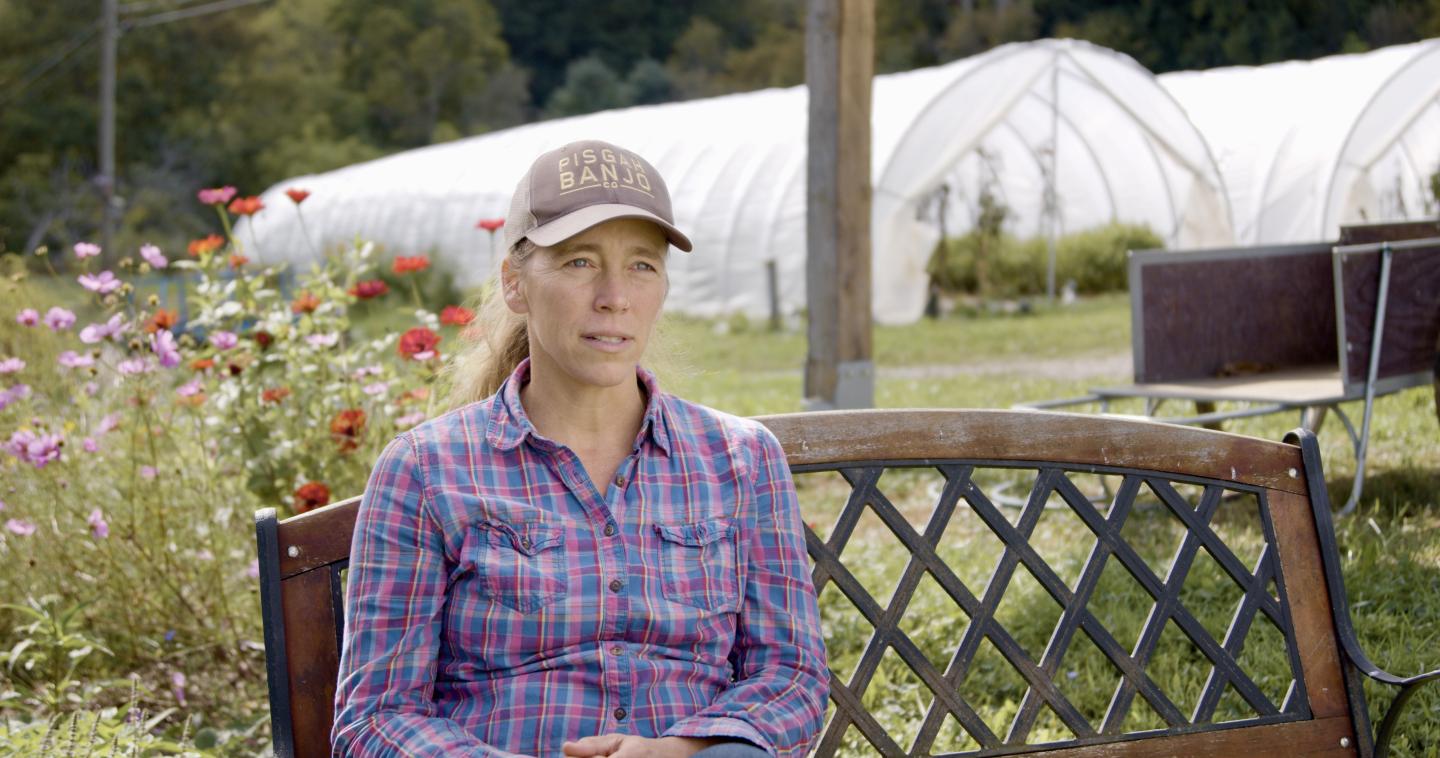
[594,272,631,312]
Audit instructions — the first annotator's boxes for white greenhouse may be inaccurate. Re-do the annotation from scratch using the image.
[242,38,1234,324]
[1159,39,1440,245]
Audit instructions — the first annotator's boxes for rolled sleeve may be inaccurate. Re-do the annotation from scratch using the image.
[331,434,521,757]
[663,425,829,757]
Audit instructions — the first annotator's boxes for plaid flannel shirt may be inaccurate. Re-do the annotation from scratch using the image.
[332,359,828,757]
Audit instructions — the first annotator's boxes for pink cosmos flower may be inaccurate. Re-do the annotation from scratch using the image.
[197,186,237,205]
[0,358,23,374]
[152,329,181,368]
[140,465,158,480]
[78,271,121,294]
[246,559,261,579]
[171,671,188,707]
[79,313,128,343]
[396,411,427,428]
[116,358,150,376]
[5,430,63,469]
[83,437,99,453]
[88,508,109,539]
[363,381,389,396]
[176,379,203,397]
[352,364,383,379]
[83,381,99,396]
[15,309,39,326]
[97,413,121,435]
[44,307,76,331]
[195,549,214,561]
[306,333,339,348]
[0,384,32,411]
[0,497,5,511]
[5,519,36,536]
[139,243,167,269]
[73,241,101,259]
[57,351,94,369]
[209,331,238,351]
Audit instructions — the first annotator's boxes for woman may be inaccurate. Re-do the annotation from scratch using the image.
[332,140,829,758]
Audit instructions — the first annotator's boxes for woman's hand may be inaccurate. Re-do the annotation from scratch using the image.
[561,734,720,757]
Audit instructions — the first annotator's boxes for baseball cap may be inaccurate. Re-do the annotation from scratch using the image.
[504,139,693,253]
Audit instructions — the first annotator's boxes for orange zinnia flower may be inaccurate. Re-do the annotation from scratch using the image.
[262,387,291,404]
[227,196,264,216]
[144,308,179,334]
[392,255,431,274]
[399,387,430,404]
[291,291,321,314]
[293,481,330,513]
[188,234,224,256]
[348,280,388,300]
[228,254,249,269]
[190,358,215,372]
[439,305,474,326]
[285,188,310,205]
[330,408,366,453]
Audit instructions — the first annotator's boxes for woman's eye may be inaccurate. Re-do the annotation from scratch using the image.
[565,258,592,268]
[635,261,657,272]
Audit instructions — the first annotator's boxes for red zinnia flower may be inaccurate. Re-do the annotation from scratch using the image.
[293,481,331,513]
[397,327,440,361]
[228,254,249,269]
[227,361,244,376]
[253,330,274,349]
[348,280,389,300]
[188,234,224,256]
[285,188,310,205]
[291,291,321,314]
[262,387,291,404]
[190,358,215,372]
[439,305,474,326]
[392,255,431,274]
[227,196,264,216]
[330,408,366,453]
[144,308,179,334]
[476,218,505,232]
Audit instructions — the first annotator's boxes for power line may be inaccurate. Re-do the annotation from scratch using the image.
[123,0,270,29]
[0,22,101,108]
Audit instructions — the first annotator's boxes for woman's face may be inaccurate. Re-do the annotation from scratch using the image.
[504,217,669,393]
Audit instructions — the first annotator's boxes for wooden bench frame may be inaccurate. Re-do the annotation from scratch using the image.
[256,410,1438,757]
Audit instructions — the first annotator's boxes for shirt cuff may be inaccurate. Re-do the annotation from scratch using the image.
[663,716,773,755]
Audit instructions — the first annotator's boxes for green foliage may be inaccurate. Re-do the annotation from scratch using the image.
[0,596,113,713]
[928,222,1163,298]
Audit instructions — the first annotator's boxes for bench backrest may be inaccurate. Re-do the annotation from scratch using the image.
[256,410,1368,757]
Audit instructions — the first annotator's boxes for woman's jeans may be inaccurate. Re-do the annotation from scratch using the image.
[692,742,770,758]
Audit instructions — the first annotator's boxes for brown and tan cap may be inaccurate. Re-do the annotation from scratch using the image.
[504,139,693,253]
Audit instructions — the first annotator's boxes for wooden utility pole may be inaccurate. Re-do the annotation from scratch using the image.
[804,0,874,409]
[99,0,118,256]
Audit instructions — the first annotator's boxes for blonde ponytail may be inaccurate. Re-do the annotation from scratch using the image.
[440,239,538,410]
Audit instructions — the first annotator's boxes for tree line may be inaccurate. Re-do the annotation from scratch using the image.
[2,0,1437,259]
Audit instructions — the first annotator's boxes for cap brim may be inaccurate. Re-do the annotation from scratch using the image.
[526,203,693,252]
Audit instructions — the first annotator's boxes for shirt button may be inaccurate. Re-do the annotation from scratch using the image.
[519,537,532,550]
[615,474,627,488]
[610,645,623,656]
[609,578,623,593]
[603,522,616,537]
[613,708,627,721]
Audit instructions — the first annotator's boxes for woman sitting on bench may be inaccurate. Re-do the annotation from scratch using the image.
[331,140,829,758]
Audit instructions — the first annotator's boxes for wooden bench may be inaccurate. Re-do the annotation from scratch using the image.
[256,410,1438,757]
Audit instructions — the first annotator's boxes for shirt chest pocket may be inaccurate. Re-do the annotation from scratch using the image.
[470,520,568,614]
[653,517,740,613]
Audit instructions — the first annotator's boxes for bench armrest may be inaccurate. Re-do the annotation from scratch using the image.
[1286,428,1440,758]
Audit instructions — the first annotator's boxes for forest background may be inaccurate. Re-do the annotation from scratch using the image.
[4,0,1440,263]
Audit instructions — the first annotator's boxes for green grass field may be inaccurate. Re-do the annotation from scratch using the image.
[654,295,1439,756]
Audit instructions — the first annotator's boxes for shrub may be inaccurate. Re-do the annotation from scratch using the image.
[928,222,1164,298]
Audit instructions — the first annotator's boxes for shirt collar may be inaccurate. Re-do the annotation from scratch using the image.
[486,357,673,456]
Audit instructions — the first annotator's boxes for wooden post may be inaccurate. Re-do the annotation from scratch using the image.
[805,0,874,409]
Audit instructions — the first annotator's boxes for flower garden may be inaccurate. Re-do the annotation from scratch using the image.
[0,187,482,754]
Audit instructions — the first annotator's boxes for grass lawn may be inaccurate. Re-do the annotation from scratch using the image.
[654,295,1439,756]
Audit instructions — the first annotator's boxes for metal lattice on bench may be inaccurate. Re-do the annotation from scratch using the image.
[256,410,1438,757]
